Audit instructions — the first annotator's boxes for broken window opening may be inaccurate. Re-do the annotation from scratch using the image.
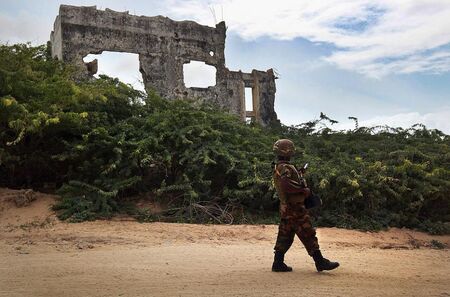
[245,87,253,112]
[83,51,145,91]
[183,61,216,88]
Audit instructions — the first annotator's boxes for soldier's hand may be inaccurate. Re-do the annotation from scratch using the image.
[303,187,311,197]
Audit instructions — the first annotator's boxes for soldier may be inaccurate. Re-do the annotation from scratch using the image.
[271,139,339,272]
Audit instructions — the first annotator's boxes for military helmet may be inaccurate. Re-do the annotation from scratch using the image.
[273,139,296,157]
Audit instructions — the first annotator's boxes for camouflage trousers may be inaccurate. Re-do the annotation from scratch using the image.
[274,203,320,256]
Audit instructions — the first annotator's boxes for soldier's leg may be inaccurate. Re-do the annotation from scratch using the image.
[274,218,295,253]
[295,208,339,272]
[294,211,319,256]
[272,218,295,272]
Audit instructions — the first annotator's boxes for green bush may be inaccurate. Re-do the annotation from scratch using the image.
[0,43,449,233]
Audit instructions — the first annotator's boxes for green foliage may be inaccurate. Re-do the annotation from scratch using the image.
[280,121,450,233]
[1,43,449,233]
[53,180,118,222]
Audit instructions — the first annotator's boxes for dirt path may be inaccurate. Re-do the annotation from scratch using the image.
[0,188,449,297]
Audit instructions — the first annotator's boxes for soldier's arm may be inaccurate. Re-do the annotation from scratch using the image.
[279,165,311,195]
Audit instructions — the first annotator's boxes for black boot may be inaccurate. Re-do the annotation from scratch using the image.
[272,251,293,272]
[312,250,339,272]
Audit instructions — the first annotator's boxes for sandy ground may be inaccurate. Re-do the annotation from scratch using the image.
[0,188,449,297]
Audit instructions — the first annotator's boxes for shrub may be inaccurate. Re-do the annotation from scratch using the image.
[1,43,449,233]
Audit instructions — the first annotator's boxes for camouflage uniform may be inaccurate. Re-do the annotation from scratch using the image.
[273,161,319,256]
[271,139,339,272]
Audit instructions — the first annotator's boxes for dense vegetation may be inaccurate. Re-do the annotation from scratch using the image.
[1,44,449,234]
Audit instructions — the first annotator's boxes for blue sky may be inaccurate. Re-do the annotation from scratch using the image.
[1,0,449,133]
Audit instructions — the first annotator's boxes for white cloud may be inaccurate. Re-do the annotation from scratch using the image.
[84,52,145,91]
[334,108,450,134]
[3,1,449,78]
[0,12,51,44]
[183,61,216,88]
[167,0,450,77]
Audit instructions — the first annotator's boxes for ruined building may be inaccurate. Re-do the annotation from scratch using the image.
[50,5,278,125]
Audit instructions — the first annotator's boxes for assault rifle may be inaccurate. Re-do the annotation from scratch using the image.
[296,163,322,209]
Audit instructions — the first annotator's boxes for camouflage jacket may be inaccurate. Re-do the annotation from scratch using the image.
[273,161,310,206]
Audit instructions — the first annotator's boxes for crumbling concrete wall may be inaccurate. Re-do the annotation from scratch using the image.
[50,5,278,125]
